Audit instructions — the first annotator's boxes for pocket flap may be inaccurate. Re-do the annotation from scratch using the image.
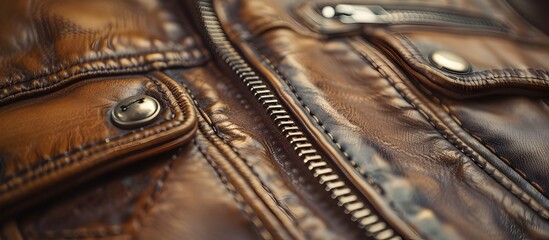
[368,28,549,98]
[295,2,549,98]
[0,72,197,217]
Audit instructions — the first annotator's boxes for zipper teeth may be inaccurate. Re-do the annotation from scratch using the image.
[385,9,507,31]
[196,1,402,239]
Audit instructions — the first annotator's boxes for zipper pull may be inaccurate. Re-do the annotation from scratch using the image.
[321,4,389,24]
[296,2,508,35]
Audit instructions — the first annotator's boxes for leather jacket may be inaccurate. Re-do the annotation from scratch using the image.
[0,0,548,239]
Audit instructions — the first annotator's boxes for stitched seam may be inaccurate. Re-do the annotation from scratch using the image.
[249,43,385,195]
[436,98,547,194]
[0,50,203,89]
[0,76,176,188]
[251,42,435,239]
[1,117,169,185]
[350,39,549,218]
[193,137,272,240]
[148,75,177,116]
[0,75,184,194]
[397,34,549,83]
[179,82,306,236]
[1,47,204,89]
[25,149,178,239]
[399,33,549,81]
[392,34,547,195]
[0,52,207,103]
[129,151,177,237]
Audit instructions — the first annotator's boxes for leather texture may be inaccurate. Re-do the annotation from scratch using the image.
[505,0,549,35]
[0,74,197,217]
[0,0,207,105]
[0,0,548,239]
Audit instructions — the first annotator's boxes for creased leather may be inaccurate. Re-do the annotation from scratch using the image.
[16,144,260,240]
[444,96,549,195]
[0,0,208,105]
[168,65,356,239]
[292,1,549,98]
[1,0,549,239]
[212,0,549,239]
[366,27,549,98]
[0,73,197,218]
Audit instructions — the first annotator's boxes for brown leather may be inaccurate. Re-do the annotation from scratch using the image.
[505,0,549,35]
[1,0,548,239]
[0,0,207,105]
[0,73,197,219]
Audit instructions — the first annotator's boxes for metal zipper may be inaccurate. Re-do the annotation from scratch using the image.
[297,3,508,35]
[194,1,402,239]
[322,4,507,31]
[321,4,506,31]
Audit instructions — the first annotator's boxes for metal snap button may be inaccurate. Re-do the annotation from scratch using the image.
[111,95,161,128]
[429,50,471,74]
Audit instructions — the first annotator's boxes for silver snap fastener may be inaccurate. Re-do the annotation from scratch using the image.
[111,95,161,128]
[429,50,471,74]
[322,6,336,18]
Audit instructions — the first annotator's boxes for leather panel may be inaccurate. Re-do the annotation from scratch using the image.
[167,65,355,239]
[0,73,197,217]
[0,0,207,105]
[339,0,549,210]
[2,62,359,239]
[252,27,549,240]
[444,96,549,195]
[14,144,260,240]
[291,1,549,98]
[367,27,549,97]
[0,0,548,239]
[505,0,549,35]
[213,0,549,238]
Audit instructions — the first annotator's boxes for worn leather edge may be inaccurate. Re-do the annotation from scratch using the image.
[163,71,307,239]
[367,28,549,98]
[364,33,549,199]
[192,134,271,240]
[190,99,292,240]
[349,38,549,220]
[223,28,425,240]
[20,149,178,239]
[0,71,198,219]
[0,50,208,106]
[211,0,442,238]
[289,1,549,98]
